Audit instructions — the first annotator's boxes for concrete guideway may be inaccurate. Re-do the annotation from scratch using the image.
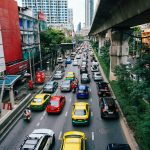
[93,49,139,150]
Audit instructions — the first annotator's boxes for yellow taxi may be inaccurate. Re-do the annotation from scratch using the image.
[60,131,86,150]
[30,94,51,111]
[72,102,90,125]
[65,72,75,81]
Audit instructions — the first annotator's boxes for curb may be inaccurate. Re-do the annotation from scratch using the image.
[93,50,139,150]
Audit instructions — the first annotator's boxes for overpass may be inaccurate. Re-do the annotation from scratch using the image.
[89,0,150,80]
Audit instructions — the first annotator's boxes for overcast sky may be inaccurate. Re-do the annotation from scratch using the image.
[17,0,98,30]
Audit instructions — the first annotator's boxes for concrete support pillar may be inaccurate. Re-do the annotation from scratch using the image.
[109,30,129,80]
[9,87,15,109]
[98,35,105,54]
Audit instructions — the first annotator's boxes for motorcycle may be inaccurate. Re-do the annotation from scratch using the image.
[23,110,31,121]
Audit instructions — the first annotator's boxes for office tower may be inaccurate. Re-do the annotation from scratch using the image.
[77,22,81,32]
[22,0,68,26]
[85,0,94,28]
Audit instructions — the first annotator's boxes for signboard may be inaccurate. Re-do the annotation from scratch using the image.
[0,26,6,72]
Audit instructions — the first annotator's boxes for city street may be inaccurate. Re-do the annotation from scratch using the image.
[0,52,127,150]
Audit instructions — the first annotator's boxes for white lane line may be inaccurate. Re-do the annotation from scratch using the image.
[89,88,91,92]
[59,131,62,140]
[65,111,68,117]
[92,132,94,141]
[43,111,46,116]
[40,116,44,120]
[69,98,72,102]
[90,98,92,102]
[55,89,59,95]
[36,122,40,127]
[91,112,93,117]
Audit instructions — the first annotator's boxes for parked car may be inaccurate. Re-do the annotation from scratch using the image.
[93,72,103,81]
[54,70,64,79]
[30,94,50,111]
[20,129,55,150]
[61,80,72,92]
[80,66,88,74]
[107,143,131,150]
[46,96,65,113]
[91,65,99,72]
[57,57,63,63]
[81,73,90,84]
[73,59,78,66]
[72,102,90,126]
[43,81,58,93]
[100,97,119,119]
[60,131,86,150]
[76,85,89,99]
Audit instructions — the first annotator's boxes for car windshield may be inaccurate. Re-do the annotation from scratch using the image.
[74,109,86,116]
[50,101,59,107]
[82,74,88,78]
[95,73,100,76]
[63,81,70,85]
[46,82,53,86]
[56,71,61,74]
[33,98,42,103]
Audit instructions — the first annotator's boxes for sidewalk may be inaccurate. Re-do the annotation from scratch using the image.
[0,65,57,120]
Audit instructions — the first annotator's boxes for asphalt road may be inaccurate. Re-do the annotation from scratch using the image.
[0,52,127,150]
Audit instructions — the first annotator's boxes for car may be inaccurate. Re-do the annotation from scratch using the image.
[81,73,90,84]
[54,70,64,79]
[82,57,87,63]
[46,96,65,113]
[72,102,90,125]
[66,58,72,64]
[76,54,80,59]
[100,97,119,119]
[65,72,75,81]
[91,65,99,72]
[57,57,63,63]
[93,72,103,81]
[43,81,58,93]
[80,66,88,74]
[73,59,78,66]
[107,143,131,150]
[61,80,72,92]
[76,85,89,99]
[70,52,76,59]
[60,131,86,150]
[81,61,87,67]
[91,61,99,66]
[20,129,55,150]
[90,51,94,56]
[97,81,109,90]
[30,94,51,111]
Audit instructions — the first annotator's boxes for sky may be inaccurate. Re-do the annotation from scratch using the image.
[17,0,98,30]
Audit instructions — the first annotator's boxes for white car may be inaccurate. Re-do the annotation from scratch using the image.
[54,70,64,79]
[73,60,78,66]
[91,65,99,72]
[93,72,103,81]
[76,54,80,59]
[20,129,55,150]
[57,57,63,63]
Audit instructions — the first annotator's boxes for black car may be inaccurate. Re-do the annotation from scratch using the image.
[81,73,90,84]
[80,66,88,74]
[100,97,119,119]
[107,143,131,150]
[43,81,58,93]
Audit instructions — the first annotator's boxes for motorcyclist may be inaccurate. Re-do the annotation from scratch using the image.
[23,107,31,120]
[72,81,77,93]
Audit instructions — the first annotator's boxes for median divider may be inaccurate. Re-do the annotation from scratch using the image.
[0,64,60,143]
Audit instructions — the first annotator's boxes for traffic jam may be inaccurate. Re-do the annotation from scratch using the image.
[1,42,131,150]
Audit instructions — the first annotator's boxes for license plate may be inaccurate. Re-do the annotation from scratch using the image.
[108,112,113,114]
[78,120,82,121]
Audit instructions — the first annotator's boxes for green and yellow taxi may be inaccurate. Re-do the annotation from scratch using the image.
[65,72,75,81]
[72,102,90,126]
[60,131,86,150]
[30,94,51,111]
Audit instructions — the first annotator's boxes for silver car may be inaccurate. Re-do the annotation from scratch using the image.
[93,72,103,81]
[20,129,55,150]
[61,80,72,92]
[54,70,64,79]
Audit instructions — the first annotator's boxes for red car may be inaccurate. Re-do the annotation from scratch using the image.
[46,96,65,113]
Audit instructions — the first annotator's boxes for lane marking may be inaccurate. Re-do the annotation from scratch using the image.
[43,111,46,116]
[40,116,44,120]
[91,112,93,117]
[69,98,72,102]
[65,111,68,117]
[59,131,62,140]
[89,88,91,92]
[36,122,40,127]
[90,98,92,102]
[92,132,94,141]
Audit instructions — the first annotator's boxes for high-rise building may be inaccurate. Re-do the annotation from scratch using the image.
[68,8,73,30]
[77,22,81,32]
[85,0,94,28]
[22,0,68,26]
